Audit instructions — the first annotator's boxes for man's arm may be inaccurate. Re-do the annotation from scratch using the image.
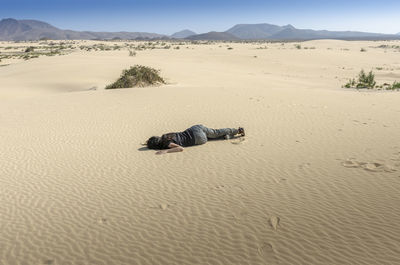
[155,143,184,155]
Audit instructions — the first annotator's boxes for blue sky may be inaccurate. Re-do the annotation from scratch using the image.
[1,0,399,34]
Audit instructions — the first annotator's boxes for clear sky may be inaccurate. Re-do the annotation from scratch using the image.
[1,0,399,35]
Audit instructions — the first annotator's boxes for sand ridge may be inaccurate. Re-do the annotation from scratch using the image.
[1,39,400,265]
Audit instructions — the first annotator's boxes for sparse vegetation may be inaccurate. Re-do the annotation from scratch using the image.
[24,46,35,53]
[105,65,165,89]
[129,50,136,56]
[343,70,399,90]
[360,48,367,52]
[295,44,301,49]
[388,81,400,90]
[344,70,376,89]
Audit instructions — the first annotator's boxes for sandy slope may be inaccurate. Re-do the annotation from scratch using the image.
[1,40,400,265]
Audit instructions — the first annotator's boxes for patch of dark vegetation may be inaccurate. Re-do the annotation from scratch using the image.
[105,65,165,89]
[128,50,136,56]
[24,46,35,52]
[343,69,400,90]
[387,81,400,90]
[373,44,400,51]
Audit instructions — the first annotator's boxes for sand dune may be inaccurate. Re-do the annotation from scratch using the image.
[1,40,400,265]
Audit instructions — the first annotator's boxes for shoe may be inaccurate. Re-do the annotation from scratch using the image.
[238,127,245,136]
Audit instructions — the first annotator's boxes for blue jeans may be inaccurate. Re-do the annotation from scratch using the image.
[190,125,238,145]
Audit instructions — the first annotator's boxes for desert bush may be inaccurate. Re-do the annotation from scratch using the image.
[105,65,165,89]
[388,81,400,90]
[25,46,35,53]
[295,44,301,49]
[360,48,367,52]
[129,50,136,56]
[344,70,376,89]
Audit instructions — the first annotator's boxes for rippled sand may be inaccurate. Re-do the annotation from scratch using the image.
[1,40,400,265]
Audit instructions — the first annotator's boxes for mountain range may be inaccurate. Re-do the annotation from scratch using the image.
[0,18,165,41]
[1,18,399,41]
[225,23,400,40]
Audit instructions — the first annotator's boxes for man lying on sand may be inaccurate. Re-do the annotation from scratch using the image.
[146,125,245,155]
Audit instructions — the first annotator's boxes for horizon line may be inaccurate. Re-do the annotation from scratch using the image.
[1,17,399,36]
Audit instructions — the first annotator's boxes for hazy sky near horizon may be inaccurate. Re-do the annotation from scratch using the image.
[2,0,399,34]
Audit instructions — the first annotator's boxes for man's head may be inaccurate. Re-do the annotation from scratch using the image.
[146,136,161,149]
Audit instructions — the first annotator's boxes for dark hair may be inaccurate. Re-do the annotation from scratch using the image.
[147,136,161,149]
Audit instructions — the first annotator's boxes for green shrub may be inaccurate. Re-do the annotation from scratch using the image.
[356,70,376,88]
[343,69,376,89]
[105,65,165,89]
[344,78,356,88]
[388,81,400,90]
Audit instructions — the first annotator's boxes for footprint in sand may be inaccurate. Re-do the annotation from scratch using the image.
[159,203,169,210]
[258,242,274,255]
[97,218,108,224]
[231,137,246,145]
[212,185,226,192]
[258,242,279,263]
[361,162,384,172]
[342,159,360,168]
[269,216,280,230]
[362,163,397,173]
[342,159,397,173]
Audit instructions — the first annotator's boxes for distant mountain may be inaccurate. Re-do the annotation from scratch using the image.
[397,32,400,35]
[171,29,196,39]
[185,31,239,41]
[0,18,166,40]
[226,23,293,39]
[226,23,400,40]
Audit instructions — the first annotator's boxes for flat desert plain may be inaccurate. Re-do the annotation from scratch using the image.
[1,40,400,265]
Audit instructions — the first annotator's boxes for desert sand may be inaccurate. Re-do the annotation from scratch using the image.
[1,39,400,265]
